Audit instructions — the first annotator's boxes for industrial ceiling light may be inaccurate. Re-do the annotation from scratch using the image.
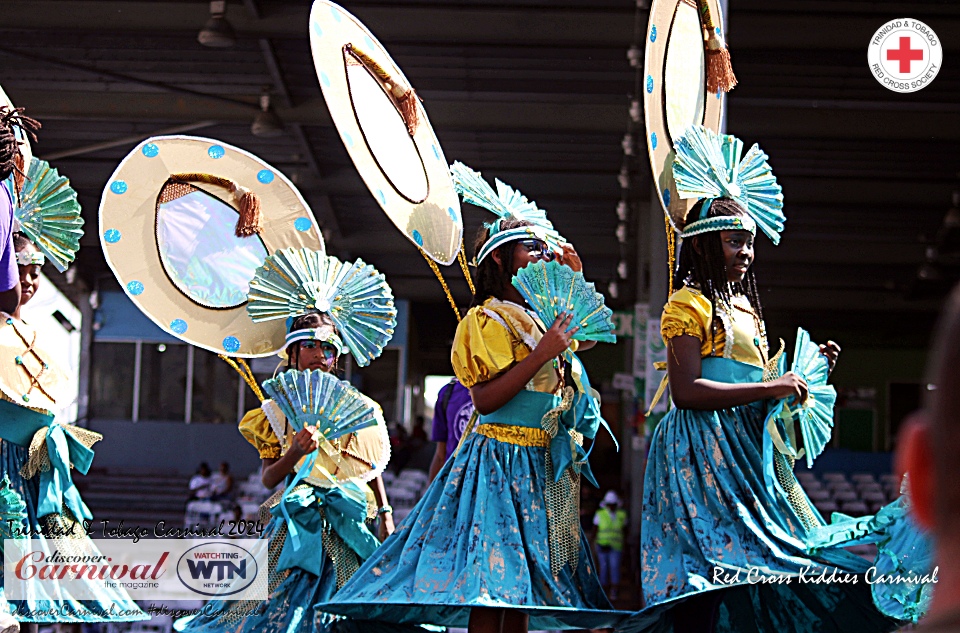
[251,92,284,138]
[198,0,236,48]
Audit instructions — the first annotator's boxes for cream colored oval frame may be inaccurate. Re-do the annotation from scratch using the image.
[99,136,325,358]
[644,0,726,230]
[309,0,462,265]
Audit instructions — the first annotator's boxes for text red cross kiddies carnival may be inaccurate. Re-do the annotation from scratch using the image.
[887,36,924,73]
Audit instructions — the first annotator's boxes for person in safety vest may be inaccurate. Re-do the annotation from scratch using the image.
[593,490,627,601]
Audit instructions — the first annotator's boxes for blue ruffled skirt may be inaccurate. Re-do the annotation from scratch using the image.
[618,396,905,633]
[0,440,147,623]
[315,428,627,630]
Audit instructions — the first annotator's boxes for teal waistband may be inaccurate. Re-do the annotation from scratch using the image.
[477,390,561,429]
[701,357,764,385]
[0,397,55,447]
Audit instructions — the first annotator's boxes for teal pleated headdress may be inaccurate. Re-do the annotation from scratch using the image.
[449,161,566,264]
[246,248,396,366]
[14,158,84,272]
[672,125,785,244]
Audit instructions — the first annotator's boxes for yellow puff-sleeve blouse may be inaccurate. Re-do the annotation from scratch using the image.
[238,408,281,460]
[661,286,765,367]
[451,298,567,394]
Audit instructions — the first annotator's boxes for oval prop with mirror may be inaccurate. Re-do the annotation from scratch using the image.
[644,0,725,230]
[99,136,325,357]
[309,0,462,265]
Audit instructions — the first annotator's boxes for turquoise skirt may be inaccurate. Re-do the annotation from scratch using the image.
[315,428,628,630]
[0,440,147,623]
[618,357,919,633]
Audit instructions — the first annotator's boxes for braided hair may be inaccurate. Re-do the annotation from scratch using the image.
[0,107,40,193]
[470,218,532,307]
[674,197,764,347]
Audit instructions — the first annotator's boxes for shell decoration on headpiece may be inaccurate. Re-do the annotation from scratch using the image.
[449,161,566,264]
[14,158,84,272]
[672,125,785,244]
[246,247,396,367]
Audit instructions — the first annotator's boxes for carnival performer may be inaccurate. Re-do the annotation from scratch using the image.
[0,154,147,627]
[176,249,408,633]
[317,163,628,633]
[619,126,931,633]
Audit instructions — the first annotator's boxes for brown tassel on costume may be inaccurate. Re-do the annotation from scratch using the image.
[697,0,737,93]
[344,43,421,136]
[234,188,263,237]
[12,152,24,197]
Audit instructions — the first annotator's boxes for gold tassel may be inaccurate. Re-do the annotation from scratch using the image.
[12,152,25,197]
[169,173,264,238]
[345,43,420,136]
[697,0,737,93]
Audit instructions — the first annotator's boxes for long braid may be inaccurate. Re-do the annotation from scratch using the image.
[470,218,531,307]
[674,197,763,348]
[0,107,41,192]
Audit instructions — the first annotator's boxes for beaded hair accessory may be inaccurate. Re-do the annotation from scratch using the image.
[247,248,396,367]
[450,161,566,264]
[672,125,785,244]
[284,325,344,354]
[15,250,44,267]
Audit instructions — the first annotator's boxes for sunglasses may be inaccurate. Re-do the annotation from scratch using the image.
[299,340,340,361]
[517,239,556,262]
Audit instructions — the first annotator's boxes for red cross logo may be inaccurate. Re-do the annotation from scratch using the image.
[886,36,924,73]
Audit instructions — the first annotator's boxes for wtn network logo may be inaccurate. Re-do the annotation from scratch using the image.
[177,544,260,597]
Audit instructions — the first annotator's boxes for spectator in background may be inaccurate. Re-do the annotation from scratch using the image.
[210,461,234,500]
[188,462,213,500]
[898,284,960,631]
[429,380,474,482]
[593,490,627,601]
[411,415,428,444]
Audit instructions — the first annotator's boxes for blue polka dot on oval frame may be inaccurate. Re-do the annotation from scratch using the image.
[257,170,275,184]
[103,229,122,244]
[344,132,354,148]
[330,5,342,21]
[312,22,323,38]
[376,189,386,205]
[650,25,657,42]
[222,336,241,354]
[651,132,658,150]
[141,143,159,158]
[663,188,672,206]
[208,144,226,159]
[110,180,128,195]
[447,207,457,221]
[320,71,331,87]
[127,280,144,296]
[646,75,654,94]
[413,230,423,247]
[170,319,188,335]
[294,217,312,232]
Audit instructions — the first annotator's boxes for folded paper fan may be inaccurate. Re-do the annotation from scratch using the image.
[247,248,396,366]
[262,369,379,443]
[512,261,616,343]
[786,327,837,468]
[16,158,84,272]
[673,125,785,244]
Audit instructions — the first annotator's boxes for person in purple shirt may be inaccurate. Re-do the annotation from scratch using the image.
[428,379,474,482]
[0,107,41,315]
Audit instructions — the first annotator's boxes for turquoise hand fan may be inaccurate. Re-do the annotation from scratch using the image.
[785,327,837,468]
[262,369,379,444]
[511,261,616,343]
[16,158,84,272]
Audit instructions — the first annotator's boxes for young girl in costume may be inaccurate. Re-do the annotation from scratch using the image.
[176,252,406,633]
[316,215,625,633]
[0,219,147,630]
[622,128,932,632]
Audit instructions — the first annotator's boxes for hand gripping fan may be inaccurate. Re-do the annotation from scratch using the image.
[261,369,379,455]
[783,327,837,468]
[16,158,84,272]
[673,125,785,244]
[512,261,616,343]
[247,248,396,367]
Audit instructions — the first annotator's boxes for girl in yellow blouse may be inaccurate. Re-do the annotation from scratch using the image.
[317,218,627,633]
[176,311,396,633]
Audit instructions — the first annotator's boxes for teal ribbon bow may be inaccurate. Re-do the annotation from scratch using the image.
[271,474,378,576]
